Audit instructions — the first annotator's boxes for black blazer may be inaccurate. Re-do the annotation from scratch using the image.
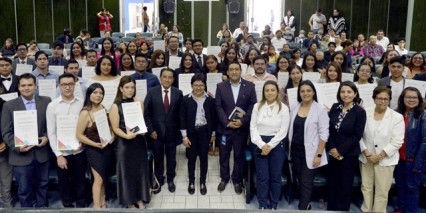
[1,95,52,166]
[327,103,367,157]
[180,94,216,137]
[0,74,19,94]
[144,85,183,144]
[193,54,207,71]
[0,98,6,160]
[48,57,68,67]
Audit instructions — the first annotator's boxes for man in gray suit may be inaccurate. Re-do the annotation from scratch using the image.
[12,43,36,75]
[1,73,52,207]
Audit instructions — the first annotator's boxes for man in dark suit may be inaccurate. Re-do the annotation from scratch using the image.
[192,38,207,72]
[1,73,52,207]
[0,58,19,94]
[215,62,257,194]
[12,43,36,74]
[165,36,183,67]
[48,40,68,67]
[144,68,183,194]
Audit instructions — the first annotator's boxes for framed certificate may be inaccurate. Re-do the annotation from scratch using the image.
[13,110,38,147]
[122,101,148,134]
[57,115,80,150]
[206,73,222,97]
[93,109,112,143]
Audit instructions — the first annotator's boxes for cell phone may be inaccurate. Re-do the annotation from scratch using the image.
[130,126,140,133]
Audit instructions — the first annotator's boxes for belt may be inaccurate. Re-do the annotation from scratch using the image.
[195,124,207,129]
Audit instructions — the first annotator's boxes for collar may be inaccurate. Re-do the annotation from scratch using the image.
[337,102,355,111]
[1,74,12,79]
[161,85,171,92]
[34,68,52,76]
[188,92,208,98]
[21,95,35,103]
[59,95,77,103]
[229,78,242,85]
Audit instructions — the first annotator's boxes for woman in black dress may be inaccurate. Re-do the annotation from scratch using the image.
[109,76,150,208]
[76,83,115,209]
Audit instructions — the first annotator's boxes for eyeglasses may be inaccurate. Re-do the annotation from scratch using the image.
[60,83,75,88]
[358,69,371,73]
[404,96,418,101]
[192,84,205,88]
[375,97,390,102]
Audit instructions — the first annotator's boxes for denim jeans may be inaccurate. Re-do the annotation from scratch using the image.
[394,160,422,213]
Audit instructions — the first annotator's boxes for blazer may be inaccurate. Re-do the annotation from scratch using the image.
[359,106,404,166]
[288,101,330,169]
[12,58,36,75]
[0,98,6,160]
[1,95,51,166]
[193,54,207,71]
[0,74,19,94]
[144,85,183,144]
[215,78,257,135]
[179,94,216,137]
[327,103,367,157]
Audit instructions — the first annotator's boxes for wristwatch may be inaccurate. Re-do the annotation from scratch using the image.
[316,154,322,157]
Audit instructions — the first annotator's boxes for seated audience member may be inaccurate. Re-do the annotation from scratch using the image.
[83,32,97,50]
[395,38,408,56]
[316,50,328,70]
[56,29,74,46]
[150,50,167,70]
[130,53,160,89]
[168,25,184,47]
[331,51,349,73]
[273,56,290,78]
[376,30,390,50]
[12,43,37,74]
[281,64,302,106]
[49,41,68,66]
[243,48,260,76]
[363,35,385,63]
[307,42,318,54]
[232,22,246,38]
[0,38,16,58]
[241,35,259,57]
[324,42,336,62]
[340,39,353,73]
[183,38,193,54]
[192,38,208,71]
[27,40,39,57]
[279,44,292,60]
[314,27,325,41]
[320,33,331,51]
[409,53,426,79]
[32,51,60,85]
[173,53,201,88]
[127,41,139,57]
[292,48,303,67]
[324,62,342,83]
[0,57,19,93]
[244,56,277,83]
[354,62,374,85]
[119,53,135,73]
[302,31,320,50]
[97,31,111,45]
[334,35,343,51]
[271,31,287,51]
[97,37,120,68]
[283,28,295,43]
[301,52,319,73]
[294,30,306,45]
[377,50,400,78]
[68,42,86,61]
[350,39,364,59]
[218,47,239,74]
[378,56,406,110]
[358,34,367,47]
[78,49,99,78]
[261,25,274,38]
[263,46,279,64]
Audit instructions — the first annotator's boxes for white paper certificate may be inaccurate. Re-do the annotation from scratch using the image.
[120,71,135,76]
[57,115,79,150]
[0,92,18,101]
[93,109,111,143]
[77,60,87,68]
[179,73,194,95]
[254,81,266,102]
[38,79,57,100]
[135,79,147,101]
[287,88,298,110]
[13,110,38,147]
[342,73,354,82]
[277,72,289,90]
[405,79,426,97]
[240,63,248,77]
[49,66,64,75]
[122,101,148,134]
[15,64,33,76]
[315,82,340,109]
[153,40,165,51]
[168,56,181,70]
[207,73,222,97]
[152,67,166,79]
[207,46,221,56]
[99,81,119,112]
[357,83,376,108]
[303,72,321,82]
[82,67,96,80]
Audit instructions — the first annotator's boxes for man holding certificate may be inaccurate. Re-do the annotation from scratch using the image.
[47,73,86,208]
[1,73,51,207]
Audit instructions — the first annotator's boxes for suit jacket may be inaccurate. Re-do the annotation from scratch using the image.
[377,76,406,87]
[48,57,68,67]
[12,58,36,75]
[165,51,183,67]
[0,98,6,161]
[1,95,52,166]
[180,94,216,136]
[193,54,207,71]
[144,86,183,144]
[0,74,19,94]
[215,79,257,135]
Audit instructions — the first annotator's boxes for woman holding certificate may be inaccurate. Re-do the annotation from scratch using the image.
[109,76,150,208]
[76,83,115,208]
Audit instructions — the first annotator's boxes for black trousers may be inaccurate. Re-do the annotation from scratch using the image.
[57,152,87,207]
[187,126,210,184]
[219,132,247,184]
[292,152,318,210]
[152,138,177,184]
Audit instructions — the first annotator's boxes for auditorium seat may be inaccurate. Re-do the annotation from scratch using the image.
[111,32,124,38]
[125,32,137,38]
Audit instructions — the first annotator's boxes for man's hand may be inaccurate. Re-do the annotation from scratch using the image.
[57,156,68,170]
[261,144,271,156]
[19,145,34,152]
[183,137,191,148]
[0,142,6,152]
[36,136,48,147]
[151,131,158,140]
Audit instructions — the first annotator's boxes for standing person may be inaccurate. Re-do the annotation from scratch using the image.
[363,36,385,63]
[394,87,426,213]
[1,73,51,207]
[130,53,160,89]
[192,38,207,71]
[283,10,296,35]
[359,86,404,213]
[327,9,346,35]
[109,76,150,208]
[327,81,367,211]
[144,68,183,194]
[244,56,277,83]
[288,80,329,210]
[47,73,87,208]
[215,62,257,194]
[250,80,290,209]
[0,57,19,94]
[76,83,115,209]
[378,56,406,110]
[308,8,327,34]
[0,97,11,208]
[97,8,113,37]
[142,6,149,32]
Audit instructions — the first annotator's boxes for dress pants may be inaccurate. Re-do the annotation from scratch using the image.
[13,158,50,207]
[0,156,12,208]
[219,132,246,184]
[187,126,209,184]
[57,152,87,207]
[394,160,422,213]
[152,135,177,184]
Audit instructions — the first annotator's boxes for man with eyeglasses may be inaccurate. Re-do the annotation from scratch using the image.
[378,56,406,109]
[192,38,207,72]
[12,43,36,74]
[0,57,19,93]
[47,73,86,208]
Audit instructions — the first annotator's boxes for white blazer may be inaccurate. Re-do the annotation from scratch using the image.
[288,101,330,169]
[359,106,405,166]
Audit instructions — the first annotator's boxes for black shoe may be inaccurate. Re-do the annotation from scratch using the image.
[234,183,243,194]
[153,182,162,194]
[168,181,176,193]
[200,183,207,195]
[63,203,75,208]
[217,181,227,192]
[188,183,195,195]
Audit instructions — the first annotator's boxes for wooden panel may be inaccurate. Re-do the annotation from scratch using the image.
[35,0,53,43]
[351,0,369,40]
[53,0,70,40]
[285,0,302,34]
[0,0,17,43]
[334,0,351,37]
[387,0,408,44]
[211,0,227,46]
[87,0,104,37]
[300,0,318,33]
[411,0,426,51]
[193,1,209,42]
[104,0,120,33]
[176,0,191,41]
[70,0,88,37]
[16,0,35,43]
[369,0,388,36]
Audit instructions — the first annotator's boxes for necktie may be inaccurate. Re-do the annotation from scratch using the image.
[197,55,203,68]
[1,77,11,81]
[164,90,170,113]
[21,61,25,64]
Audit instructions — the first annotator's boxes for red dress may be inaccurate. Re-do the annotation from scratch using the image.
[98,15,112,32]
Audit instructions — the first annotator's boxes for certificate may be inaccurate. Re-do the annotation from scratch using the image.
[303,72,320,82]
[179,73,194,95]
[153,40,165,51]
[82,67,96,80]
[99,81,119,112]
[254,81,265,102]
[38,79,57,100]
[77,60,87,68]
[135,79,147,101]
[342,73,354,82]
[122,101,148,134]
[168,56,181,70]
[15,64,33,76]
[357,83,376,108]
[49,66,64,75]
[73,82,84,100]
[240,63,248,77]
[56,115,80,150]
[0,92,18,101]
[120,71,135,76]
[93,109,112,143]
[315,82,340,109]
[405,79,426,97]
[287,88,298,110]
[152,67,166,79]
[277,72,289,90]
[207,46,221,56]
[13,110,38,147]
[206,73,222,97]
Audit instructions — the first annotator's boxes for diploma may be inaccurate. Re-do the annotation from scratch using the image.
[122,101,148,134]
[342,73,354,82]
[277,72,289,90]
[168,56,181,70]
[152,67,166,79]
[13,110,38,147]
[99,81,119,112]
[82,67,96,80]
[0,92,18,101]
[254,81,265,102]
[120,71,135,76]
[303,72,321,82]
[207,46,221,56]
[93,109,112,143]
[73,81,84,100]
[77,60,87,68]
[49,66,64,75]
[15,64,33,76]
[405,79,426,97]
[240,63,248,77]
[153,40,165,51]
[179,73,194,95]
[287,88,298,110]
[315,82,340,109]
[135,79,147,101]
[56,115,80,150]
[206,73,222,97]
[357,83,376,108]
[38,79,57,100]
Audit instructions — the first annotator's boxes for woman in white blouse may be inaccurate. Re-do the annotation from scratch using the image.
[250,80,290,210]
